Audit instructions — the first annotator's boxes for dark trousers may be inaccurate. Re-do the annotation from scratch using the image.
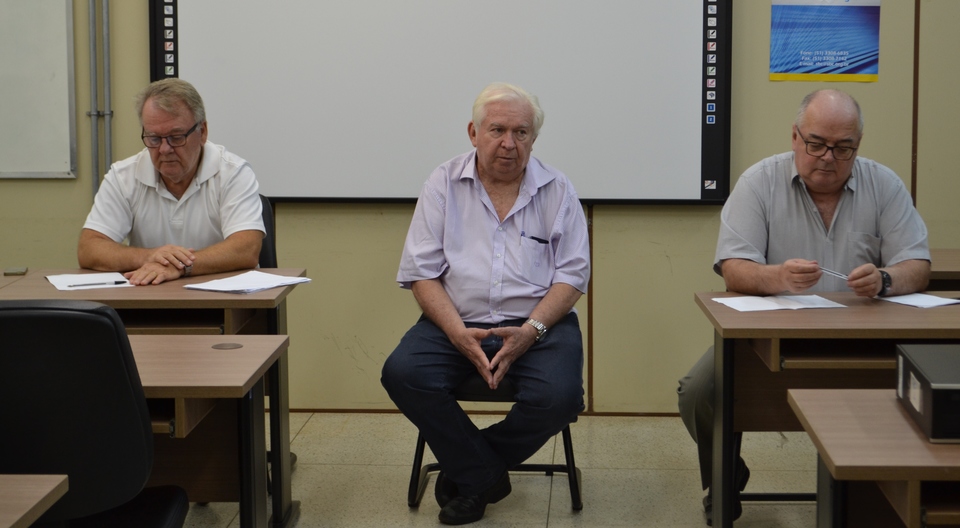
[381,312,584,496]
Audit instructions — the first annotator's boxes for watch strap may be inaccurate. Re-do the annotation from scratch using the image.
[525,318,547,342]
[878,269,891,297]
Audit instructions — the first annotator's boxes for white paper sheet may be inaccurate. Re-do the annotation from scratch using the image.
[46,272,132,291]
[183,270,311,294]
[713,294,846,312]
[878,293,960,308]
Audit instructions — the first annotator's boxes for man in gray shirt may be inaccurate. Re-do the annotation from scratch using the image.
[677,89,930,525]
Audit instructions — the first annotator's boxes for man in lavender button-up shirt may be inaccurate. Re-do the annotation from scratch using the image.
[382,83,590,526]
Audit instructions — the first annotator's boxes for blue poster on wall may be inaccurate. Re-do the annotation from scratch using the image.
[770,0,881,82]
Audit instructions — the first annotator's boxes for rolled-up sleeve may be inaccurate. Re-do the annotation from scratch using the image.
[551,191,591,293]
[397,181,449,289]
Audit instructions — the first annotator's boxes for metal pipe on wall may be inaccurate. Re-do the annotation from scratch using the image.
[87,0,99,195]
[101,0,112,172]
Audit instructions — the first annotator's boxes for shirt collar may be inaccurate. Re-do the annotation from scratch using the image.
[790,154,857,192]
[134,141,218,189]
[462,149,557,197]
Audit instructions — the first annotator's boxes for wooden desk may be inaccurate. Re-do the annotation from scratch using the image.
[696,291,960,528]
[788,389,960,528]
[0,269,305,528]
[0,268,304,334]
[134,334,289,528]
[930,248,960,291]
[0,275,23,290]
[0,474,68,528]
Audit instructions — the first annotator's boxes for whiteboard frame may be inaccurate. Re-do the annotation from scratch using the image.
[0,0,77,179]
[176,1,730,204]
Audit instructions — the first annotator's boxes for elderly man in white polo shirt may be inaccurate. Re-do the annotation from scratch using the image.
[78,78,264,285]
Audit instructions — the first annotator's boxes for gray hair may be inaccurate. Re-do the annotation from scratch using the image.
[472,82,544,137]
[795,89,863,135]
[135,78,206,126]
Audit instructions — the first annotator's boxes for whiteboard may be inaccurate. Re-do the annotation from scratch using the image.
[0,0,76,179]
[179,1,729,202]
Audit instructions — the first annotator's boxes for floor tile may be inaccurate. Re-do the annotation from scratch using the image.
[184,413,818,528]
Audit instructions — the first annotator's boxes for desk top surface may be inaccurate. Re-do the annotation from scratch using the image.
[788,389,960,481]
[931,248,960,279]
[696,291,960,339]
[0,474,68,528]
[0,275,23,290]
[131,334,289,398]
[0,268,306,309]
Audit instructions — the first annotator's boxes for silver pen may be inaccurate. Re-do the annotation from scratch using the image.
[818,267,848,280]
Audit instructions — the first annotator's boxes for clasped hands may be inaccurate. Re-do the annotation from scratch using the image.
[779,258,883,297]
[452,324,539,390]
[124,244,196,285]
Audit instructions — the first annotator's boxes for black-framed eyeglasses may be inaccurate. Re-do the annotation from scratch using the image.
[141,121,202,149]
[796,127,858,161]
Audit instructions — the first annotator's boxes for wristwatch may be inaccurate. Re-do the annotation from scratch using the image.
[182,264,193,278]
[525,318,547,342]
[877,269,892,297]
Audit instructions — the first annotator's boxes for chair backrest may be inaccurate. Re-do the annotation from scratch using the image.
[258,194,278,268]
[0,300,153,523]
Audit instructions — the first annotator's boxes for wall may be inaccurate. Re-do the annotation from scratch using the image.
[0,0,952,413]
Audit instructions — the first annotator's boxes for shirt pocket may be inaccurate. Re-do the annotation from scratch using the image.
[846,231,882,266]
[519,236,553,287]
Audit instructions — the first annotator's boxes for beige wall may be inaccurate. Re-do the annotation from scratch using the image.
[1,0,954,413]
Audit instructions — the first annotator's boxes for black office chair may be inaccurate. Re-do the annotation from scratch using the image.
[0,299,188,528]
[258,195,298,494]
[259,194,278,269]
[407,376,583,510]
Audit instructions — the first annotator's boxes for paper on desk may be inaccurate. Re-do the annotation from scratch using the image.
[878,293,960,308]
[713,294,846,312]
[46,272,133,291]
[183,270,310,293]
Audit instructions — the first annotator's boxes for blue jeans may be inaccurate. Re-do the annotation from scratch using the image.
[381,312,584,496]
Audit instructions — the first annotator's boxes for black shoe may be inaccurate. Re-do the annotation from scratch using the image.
[438,472,511,525]
[703,457,750,526]
[435,471,458,508]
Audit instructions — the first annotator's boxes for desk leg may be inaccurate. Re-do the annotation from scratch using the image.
[239,378,268,528]
[712,332,735,528]
[817,455,846,528]
[268,301,299,528]
[269,350,298,527]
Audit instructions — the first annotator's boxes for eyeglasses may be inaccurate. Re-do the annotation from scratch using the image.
[796,127,858,161]
[141,121,202,149]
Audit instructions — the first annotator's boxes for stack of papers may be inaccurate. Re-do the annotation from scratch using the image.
[713,295,845,312]
[47,272,132,291]
[879,293,960,308]
[714,293,960,312]
[184,270,310,293]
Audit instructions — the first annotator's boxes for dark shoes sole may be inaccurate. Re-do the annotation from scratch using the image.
[704,457,750,526]
[438,472,511,525]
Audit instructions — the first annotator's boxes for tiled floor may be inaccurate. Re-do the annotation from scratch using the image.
[183,413,818,527]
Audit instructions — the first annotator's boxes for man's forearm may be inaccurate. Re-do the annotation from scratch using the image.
[77,230,151,271]
[886,259,931,295]
[528,283,583,328]
[411,279,466,338]
[720,259,788,296]
[187,230,262,276]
